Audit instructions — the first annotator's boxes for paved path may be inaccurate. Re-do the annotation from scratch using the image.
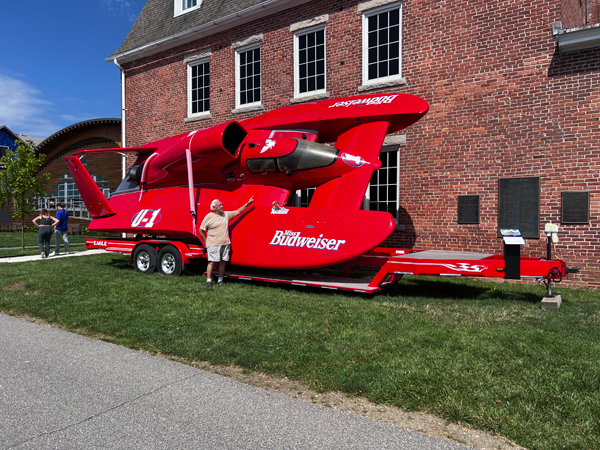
[0,313,473,449]
[0,249,104,264]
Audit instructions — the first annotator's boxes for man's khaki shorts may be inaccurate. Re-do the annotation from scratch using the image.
[206,244,231,262]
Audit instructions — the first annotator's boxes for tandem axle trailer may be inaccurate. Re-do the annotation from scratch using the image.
[86,234,575,296]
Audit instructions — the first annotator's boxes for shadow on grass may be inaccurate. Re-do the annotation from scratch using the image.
[219,274,544,305]
[383,277,543,304]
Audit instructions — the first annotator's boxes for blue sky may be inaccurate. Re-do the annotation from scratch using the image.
[0,0,146,140]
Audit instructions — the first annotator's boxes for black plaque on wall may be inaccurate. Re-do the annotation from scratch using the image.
[562,191,590,224]
[498,177,540,238]
[458,195,479,223]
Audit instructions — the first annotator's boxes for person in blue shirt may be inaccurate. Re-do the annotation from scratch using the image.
[53,203,70,255]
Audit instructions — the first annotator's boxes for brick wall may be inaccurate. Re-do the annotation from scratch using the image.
[122,0,599,288]
[561,0,600,28]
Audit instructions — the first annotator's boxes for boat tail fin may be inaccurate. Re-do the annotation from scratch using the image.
[64,156,116,218]
[309,122,389,210]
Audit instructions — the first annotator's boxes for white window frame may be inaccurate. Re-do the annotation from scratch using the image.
[293,188,316,207]
[174,0,201,17]
[363,146,400,224]
[361,1,403,87]
[293,24,327,99]
[187,57,211,118]
[235,42,262,110]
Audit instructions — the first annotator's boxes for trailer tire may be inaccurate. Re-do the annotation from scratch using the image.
[157,246,184,276]
[133,244,157,275]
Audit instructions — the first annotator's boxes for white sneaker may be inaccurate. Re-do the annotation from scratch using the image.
[41,252,45,259]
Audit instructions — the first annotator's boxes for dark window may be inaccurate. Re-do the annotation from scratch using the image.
[183,0,197,10]
[369,149,398,219]
[190,61,209,114]
[297,29,325,94]
[366,7,400,81]
[239,47,261,106]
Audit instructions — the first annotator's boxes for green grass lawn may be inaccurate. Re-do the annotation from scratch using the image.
[0,252,598,450]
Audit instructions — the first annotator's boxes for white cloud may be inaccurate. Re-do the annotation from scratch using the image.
[104,0,139,22]
[0,74,62,139]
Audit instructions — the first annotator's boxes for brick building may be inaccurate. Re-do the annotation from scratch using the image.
[107,0,600,288]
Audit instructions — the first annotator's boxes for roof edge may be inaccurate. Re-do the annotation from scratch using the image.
[36,118,121,152]
[107,0,312,64]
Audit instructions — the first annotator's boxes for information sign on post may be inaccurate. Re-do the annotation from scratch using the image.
[500,229,524,279]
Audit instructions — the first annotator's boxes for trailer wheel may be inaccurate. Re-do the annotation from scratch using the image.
[133,244,157,275]
[158,246,184,276]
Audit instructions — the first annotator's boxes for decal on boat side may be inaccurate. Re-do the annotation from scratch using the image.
[269,230,346,250]
[328,94,399,108]
[132,209,162,228]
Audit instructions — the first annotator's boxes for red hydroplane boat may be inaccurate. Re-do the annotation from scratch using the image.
[67,93,572,294]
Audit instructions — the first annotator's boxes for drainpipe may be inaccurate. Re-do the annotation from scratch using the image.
[113,58,127,180]
[114,58,127,239]
[586,0,589,25]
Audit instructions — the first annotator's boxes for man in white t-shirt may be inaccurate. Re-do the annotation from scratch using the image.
[200,197,253,288]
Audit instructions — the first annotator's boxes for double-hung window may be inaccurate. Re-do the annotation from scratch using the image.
[364,147,399,221]
[187,58,210,117]
[235,43,261,109]
[175,0,201,16]
[294,25,326,98]
[362,2,402,86]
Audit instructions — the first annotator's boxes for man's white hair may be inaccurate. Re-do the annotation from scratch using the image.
[210,199,221,211]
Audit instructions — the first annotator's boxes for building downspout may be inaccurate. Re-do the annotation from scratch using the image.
[114,58,127,239]
[586,0,589,25]
[113,58,127,180]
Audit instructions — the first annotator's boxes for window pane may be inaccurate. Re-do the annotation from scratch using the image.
[370,185,377,201]
[316,60,324,74]
[379,12,388,28]
[368,15,377,31]
[379,61,388,77]
[300,64,307,78]
[379,29,388,45]
[368,30,377,48]
[316,30,324,45]
[390,25,400,43]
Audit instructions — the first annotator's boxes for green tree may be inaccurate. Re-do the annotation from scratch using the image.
[0,140,51,249]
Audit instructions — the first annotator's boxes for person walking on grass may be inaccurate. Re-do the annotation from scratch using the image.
[199,197,254,288]
[54,203,69,255]
[32,209,59,259]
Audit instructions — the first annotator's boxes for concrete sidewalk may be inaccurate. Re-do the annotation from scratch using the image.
[0,313,473,449]
[0,249,104,263]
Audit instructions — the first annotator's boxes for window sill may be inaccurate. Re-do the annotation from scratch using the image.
[231,104,264,115]
[184,113,212,123]
[358,78,407,92]
[552,22,600,52]
[290,92,330,104]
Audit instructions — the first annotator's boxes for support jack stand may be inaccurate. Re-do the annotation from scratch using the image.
[540,224,562,310]
[541,279,562,310]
